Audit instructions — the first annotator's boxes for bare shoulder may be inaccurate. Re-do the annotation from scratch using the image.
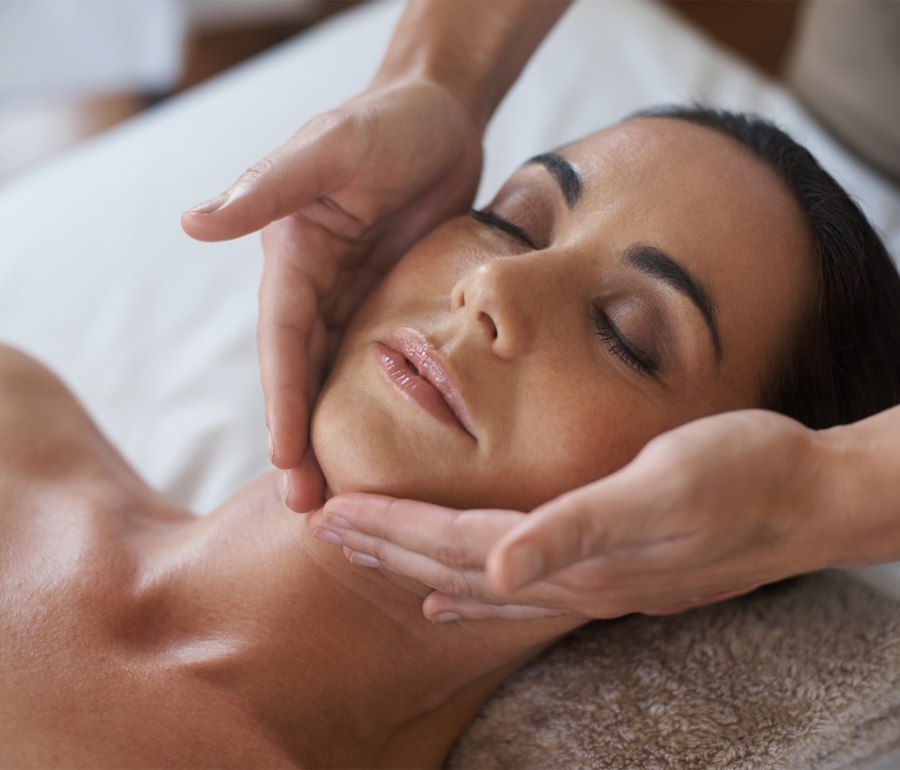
[0,347,297,767]
[0,345,136,488]
[0,346,152,763]
[0,345,161,616]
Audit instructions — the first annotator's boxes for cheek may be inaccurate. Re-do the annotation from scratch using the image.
[466,333,675,510]
[366,222,493,314]
[500,378,662,506]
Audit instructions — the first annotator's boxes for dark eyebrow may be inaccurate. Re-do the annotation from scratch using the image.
[524,153,583,208]
[625,244,723,364]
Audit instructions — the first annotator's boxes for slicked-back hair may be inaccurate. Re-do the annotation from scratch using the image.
[632,106,900,429]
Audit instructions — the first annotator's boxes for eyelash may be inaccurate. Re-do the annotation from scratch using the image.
[469,208,538,249]
[592,308,659,377]
[472,207,657,378]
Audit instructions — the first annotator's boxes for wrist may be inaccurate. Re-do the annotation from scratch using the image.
[371,40,485,133]
[801,424,853,570]
[371,0,571,132]
[813,409,900,569]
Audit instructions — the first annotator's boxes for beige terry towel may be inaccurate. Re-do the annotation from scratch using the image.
[449,572,900,770]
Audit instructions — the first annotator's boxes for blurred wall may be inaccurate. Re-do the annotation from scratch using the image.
[0,0,806,185]
[0,0,327,183]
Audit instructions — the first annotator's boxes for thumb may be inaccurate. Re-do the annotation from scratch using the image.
[282,443,325,513]
[181,119,355,242]
[486,477,651,594]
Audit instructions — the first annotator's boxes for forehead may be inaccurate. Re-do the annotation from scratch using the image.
[561,119,792,219]
[554,118,814,401]
[552,119,813,289]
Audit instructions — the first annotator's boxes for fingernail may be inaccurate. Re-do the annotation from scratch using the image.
[268,430,274,460]
[433,612,462,623]
[506,543,544,591]
[188,192,230,214]
[313,527,344,546]
[324,514,354,531]
[349,551,381,569]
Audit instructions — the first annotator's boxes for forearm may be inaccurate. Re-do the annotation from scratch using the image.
[373,0,572,130]
[817,403,900,568]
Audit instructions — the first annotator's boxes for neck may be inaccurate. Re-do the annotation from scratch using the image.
[138,472,583,768]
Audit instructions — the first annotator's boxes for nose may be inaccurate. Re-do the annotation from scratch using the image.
[450,258,537,359]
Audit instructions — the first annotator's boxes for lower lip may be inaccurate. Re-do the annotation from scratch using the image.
[374,343,466,432]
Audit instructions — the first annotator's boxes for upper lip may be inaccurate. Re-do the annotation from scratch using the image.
[382,329,476,438]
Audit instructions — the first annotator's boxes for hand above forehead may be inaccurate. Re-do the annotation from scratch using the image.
[309,410,847,619]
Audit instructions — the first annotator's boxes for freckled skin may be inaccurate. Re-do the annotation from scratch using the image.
[0,120,811,767]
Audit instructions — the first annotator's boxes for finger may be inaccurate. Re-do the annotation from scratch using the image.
[181,117,356,242]
[257,223,320,469]
[309,508,487,592]
[332,532,495,599]
[283,444,324,513]
[422,591,572,622]
[322,493,525,568]
[310,515,567,608]
[485,474,669,594]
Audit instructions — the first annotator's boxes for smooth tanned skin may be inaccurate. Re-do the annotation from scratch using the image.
[0,121,811,767]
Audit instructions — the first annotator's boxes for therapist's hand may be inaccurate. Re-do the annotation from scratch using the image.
[181,78,483,508]
[311,410,842,619]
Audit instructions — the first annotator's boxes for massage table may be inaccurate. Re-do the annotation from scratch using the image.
[2,1,900,766]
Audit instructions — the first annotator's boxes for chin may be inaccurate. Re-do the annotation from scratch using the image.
[311,384,472,508]
[310,376,440,503]
[310,352,472,507]
[312,392,557,511]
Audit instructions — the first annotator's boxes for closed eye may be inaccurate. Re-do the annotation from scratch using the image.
[592,307,659,378]
[469,208,538,249]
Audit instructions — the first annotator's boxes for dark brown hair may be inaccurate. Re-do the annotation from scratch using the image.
[634,106,900,429]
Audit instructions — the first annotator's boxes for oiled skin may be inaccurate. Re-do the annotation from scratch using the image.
[0,346,582,768]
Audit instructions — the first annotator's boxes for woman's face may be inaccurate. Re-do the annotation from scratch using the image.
[311,118,813,510]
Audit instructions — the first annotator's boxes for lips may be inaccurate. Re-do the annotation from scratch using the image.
[375,331,475,438]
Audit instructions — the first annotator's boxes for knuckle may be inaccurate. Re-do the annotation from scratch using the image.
[432,543,473,570]
[384,497,410,531]
[307,108,351,137]
[441,570,475,599]
[242,156,277,186]
[363,538,391,563]
[304,108,369,168]
[240,156,284,219]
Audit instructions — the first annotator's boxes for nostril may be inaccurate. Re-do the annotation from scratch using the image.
[479,311,498,340]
